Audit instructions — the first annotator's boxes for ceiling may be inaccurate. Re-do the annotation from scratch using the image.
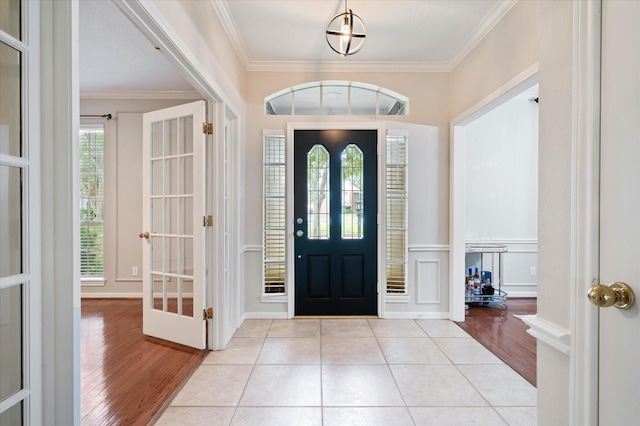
[79,0,517,93]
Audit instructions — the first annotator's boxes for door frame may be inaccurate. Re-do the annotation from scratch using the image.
[286,122,386,318]
[449,64,539,323]
[570,0,601,424]
[114,0,245,350]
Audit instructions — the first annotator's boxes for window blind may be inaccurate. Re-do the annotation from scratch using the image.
[386,135,408,294]
[263,134,286,294]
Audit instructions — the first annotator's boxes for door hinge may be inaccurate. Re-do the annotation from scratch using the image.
[203,307,213,320]
[202,122,213,135]
[203,215,213,227]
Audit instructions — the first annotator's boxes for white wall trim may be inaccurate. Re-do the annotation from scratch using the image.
[80,278,106,287]
[570,1,601,424]
[384,312,450,320]
[465,238,538,245]
[241,245,262,254]
[385,295,411,304]
[79,90,202,100]
[408,244,450,252]
[261,295,287,303]
[505,291,537,298]
[416,259,441,304]
[81,293,143,299]
[518,314,571,355]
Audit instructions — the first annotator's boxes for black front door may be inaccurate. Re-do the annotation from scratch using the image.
[294,130,377,315]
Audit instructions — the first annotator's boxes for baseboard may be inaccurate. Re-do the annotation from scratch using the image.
[81,292,143,299]
[504,291,538,298]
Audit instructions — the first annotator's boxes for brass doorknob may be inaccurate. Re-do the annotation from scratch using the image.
[139,231,150,239]
[587,282,635,310]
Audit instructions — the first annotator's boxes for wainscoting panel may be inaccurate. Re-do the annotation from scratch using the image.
[416,259,441,304]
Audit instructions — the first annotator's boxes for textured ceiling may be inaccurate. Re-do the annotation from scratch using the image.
[79,0,518,93]
[79,0,195,94]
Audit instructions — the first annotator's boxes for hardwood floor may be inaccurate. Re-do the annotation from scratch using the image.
[456,298,537,386]
[81,299,207,426]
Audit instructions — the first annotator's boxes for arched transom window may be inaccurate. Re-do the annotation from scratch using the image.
[265,81,409,116]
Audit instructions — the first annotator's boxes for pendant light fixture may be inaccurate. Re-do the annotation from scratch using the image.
[326,0,366,57]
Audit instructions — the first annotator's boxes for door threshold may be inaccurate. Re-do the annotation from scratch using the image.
[293,315,379,319]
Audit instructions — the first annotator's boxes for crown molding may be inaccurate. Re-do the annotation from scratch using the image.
[246,60,452,73]
[80,90,202,100]
[446,0,519,70]
[214,0,519,74]
[211,0,252,70]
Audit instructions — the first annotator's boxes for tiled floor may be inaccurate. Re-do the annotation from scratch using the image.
[155,319,536,426]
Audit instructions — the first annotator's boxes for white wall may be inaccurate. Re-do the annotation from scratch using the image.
[464,93,539,297]
[79,98,200,297]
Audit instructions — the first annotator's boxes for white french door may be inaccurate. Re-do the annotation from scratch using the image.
[141,101,207,349]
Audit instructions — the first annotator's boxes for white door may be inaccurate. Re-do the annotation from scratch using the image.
[598,1,640,424]
[142,101,207,349]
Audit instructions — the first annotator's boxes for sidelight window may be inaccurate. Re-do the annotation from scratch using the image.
[263,133,286,294]
[386,134,408,294]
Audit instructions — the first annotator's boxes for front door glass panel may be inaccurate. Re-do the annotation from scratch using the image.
[307,144,330,240]
[341,144,364,239]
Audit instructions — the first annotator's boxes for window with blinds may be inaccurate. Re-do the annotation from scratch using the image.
[386,135,408,294]
[80,125,105,278]
[263,134,286,294]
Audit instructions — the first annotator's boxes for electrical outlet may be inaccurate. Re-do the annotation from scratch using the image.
[132,266,139,276]
[530,266,537,277]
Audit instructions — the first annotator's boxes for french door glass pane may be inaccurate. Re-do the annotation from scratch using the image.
[180,116,193,154]
[307,145,330,239]
[164,119,178,156]
[341,144,364,239]
[0,284,23,401]
[0,400,22,425]
[0,165,22,278]
[0,0,20,40]
[0,42,22,157]
[151,122,163,157]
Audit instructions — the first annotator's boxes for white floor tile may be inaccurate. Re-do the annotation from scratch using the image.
[368,319,427,337]
[170,365,252,407]
[321,337,386,364]
[203,337,264,365]
[231,407,322,426]
[390,364,488,407]
[457,365,537,407]
[257,337,321,364]
[239,365,321,406]
[378,337,451,365]
[268,319,320,338]
[409,407,507,425]
[416,320,471,338]
[432,337,504,364]
[322,365,405,407]
[155,407,235,426]
[233,319,273,337]
[323,407,414,426]
[320,319,374,337]
[160,318,538,425]
[494,406,537,426]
